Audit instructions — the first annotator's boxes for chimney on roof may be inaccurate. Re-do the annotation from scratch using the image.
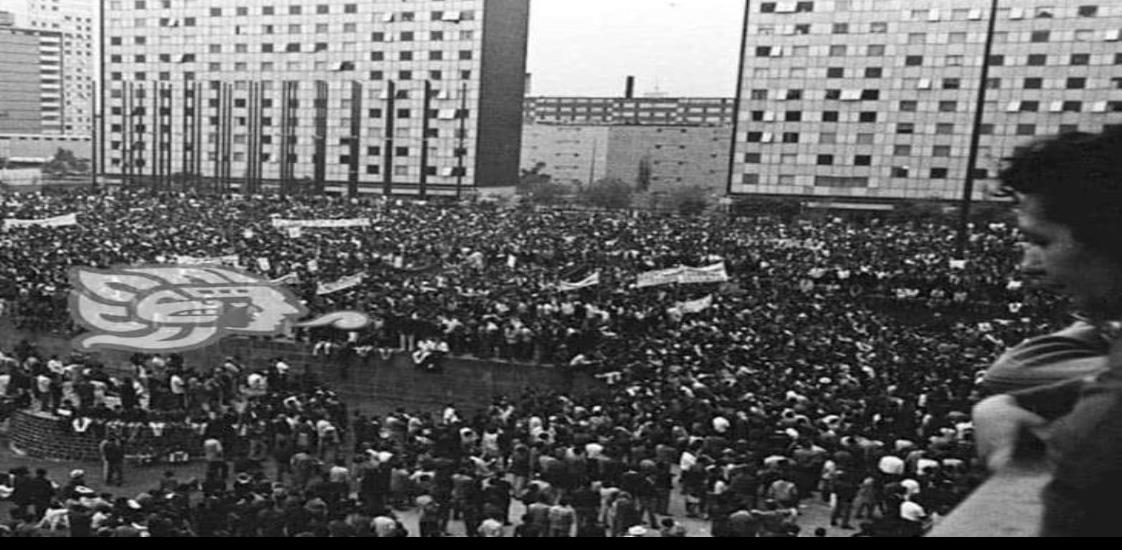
[625,76,635,99]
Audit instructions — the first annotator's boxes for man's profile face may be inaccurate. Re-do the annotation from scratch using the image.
[1017,194,1122,318]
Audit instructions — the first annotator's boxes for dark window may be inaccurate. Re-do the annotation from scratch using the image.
[861,89,880,100]
[858,112,877,123]
[1067,77,1087,89]
[1020,101,1039,112]
[827,67,845,78]
[897,123,915,134]
[899,101,917,112]
[1031,30,1051,42]
[1071,53,1091,66]
[1063,101,1083,113]
[854,155,872,166]
[785,111,802,122]
[942,78,960,90]
[864,67,883,78]
[782,132,800,143]
[930,168,948,179]
[1079,5,1099,17]
[822,111,839,122]
[1024,77,1043,89]
[1027,54,1047,66]
[905,55,923,66]
[1016,124,1037,136]
[817,154,834,165]
[988,55,1004,66]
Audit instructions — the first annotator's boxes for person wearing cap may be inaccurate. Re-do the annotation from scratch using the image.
[59,470,87,502]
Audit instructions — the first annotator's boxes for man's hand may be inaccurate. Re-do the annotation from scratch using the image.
[972,394,1047,472]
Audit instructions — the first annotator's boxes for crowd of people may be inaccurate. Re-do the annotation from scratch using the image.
[0,186,1075,536]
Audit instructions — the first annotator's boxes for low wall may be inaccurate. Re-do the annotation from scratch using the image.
[0,321,602,415]
[9,409,202,462]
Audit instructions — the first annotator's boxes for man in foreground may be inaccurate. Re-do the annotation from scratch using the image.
[974,128,1122,536]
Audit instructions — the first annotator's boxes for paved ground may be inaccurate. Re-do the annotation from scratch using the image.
[0,419,856,537]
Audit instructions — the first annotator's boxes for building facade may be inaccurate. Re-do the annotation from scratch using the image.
[729,0,1122,202]
[5,0,97,137]
[525,96,735,126]
[0,25,50,136]
[521,124,731,194]
[100,0,529,195]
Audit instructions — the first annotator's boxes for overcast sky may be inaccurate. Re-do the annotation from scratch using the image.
[528,0,745,98]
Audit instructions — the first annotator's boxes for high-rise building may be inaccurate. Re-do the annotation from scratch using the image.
[0,24,53,136]
[729,0,1122,203]
[8,0,97,137]
[99,0,530,196]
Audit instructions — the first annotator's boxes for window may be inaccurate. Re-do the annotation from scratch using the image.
[817,154,834,166]
[908,33,926,45]
[905,56,923,67]
[858,112,877,123]
[942,78,961,90]
[854,155,872,166]
[760,2,776,12]
[1035,6,1054,18]
[1079,5,1099,17]
[1031,30,1051,43]
[861,89,880,100]
[1059,124,1081,134]
[819,133,837,144]
[1016,124,1036,136]
[785,111,802,122]
[782,132,800,144]
[892,166,910,178]
[1023,77,1043,90]
[897,123,915,134]
[989,55,1005,66]
[824,89,842,100]
[865,67,883,78]
[756,46,773,57]
[1021,101,1040,112]
[1027,54,1047,66]
[986,78,1002,90]
[870,22,888,33]
[1067,77,1087,89]
[1071,53,1091,66]
[750,89,768,100]
[833,23,849,34]
[794,1,814,13]
[1063,101,1083,113]
[936,123,954,135]
[899,100,918,112]
[894,145,912,156]
[822,111,839,122]
[939,101,957,112]
[930,168,948,179]
[827,67,845,78]
[746,132,763,143]
[744,153,761,164]
[829,45,847,56]
[867,44,886,56]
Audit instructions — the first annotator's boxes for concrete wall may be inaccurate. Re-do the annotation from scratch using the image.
[605,125,732,195]
[9,409,204,462]
[520,124,611,185]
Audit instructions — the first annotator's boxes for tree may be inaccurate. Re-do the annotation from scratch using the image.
[579,177,633,210]
[666,185,710,216]
[637,156,652,192]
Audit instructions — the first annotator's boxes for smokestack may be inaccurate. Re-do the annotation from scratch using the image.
[625,76,635,99]
[524,73,533,96]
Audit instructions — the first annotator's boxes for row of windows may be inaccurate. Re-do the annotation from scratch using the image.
[110,69,474,81]
[111,48,473,62]
[110,29,475,46]
[741,119,1122,144]
[757,3,1103,19]
[119,1,475,21]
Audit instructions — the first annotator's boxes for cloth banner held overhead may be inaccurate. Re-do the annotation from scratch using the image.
[271,273,301,285]
[175,254,240,267]
[637,262,729,288]
[558,272,601,292]
[316,273,366,296]
[271,218,372,229]
[677,295,714,315]
[4,213,78,230]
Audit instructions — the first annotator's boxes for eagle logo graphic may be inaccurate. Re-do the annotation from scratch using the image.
[69,265,310,353]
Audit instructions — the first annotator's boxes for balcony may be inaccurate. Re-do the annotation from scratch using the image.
[928,461,1050,538]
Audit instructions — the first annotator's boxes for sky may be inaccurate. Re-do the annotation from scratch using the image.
[0,0,746,98]
[527,0,745,98]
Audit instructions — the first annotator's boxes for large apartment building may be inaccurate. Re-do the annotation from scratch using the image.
[729,0,1122,202]
[100,0,530,196]
[525,96,735,126]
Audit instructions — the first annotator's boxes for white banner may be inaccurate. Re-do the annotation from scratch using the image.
[316,273,366,296]
[272,218,371,229]
[287,227,303,239]
[677,263,730,285]
[637,263,729,288]
[175,254,240,267]
[4,213,78,230]
[257,258,271,273]
[558,272,600,292]
[637,267,684,289]
[677,295,714,314]
[272,273,301,285]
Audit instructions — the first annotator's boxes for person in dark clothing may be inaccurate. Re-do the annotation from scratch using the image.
[25,469,54,520]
